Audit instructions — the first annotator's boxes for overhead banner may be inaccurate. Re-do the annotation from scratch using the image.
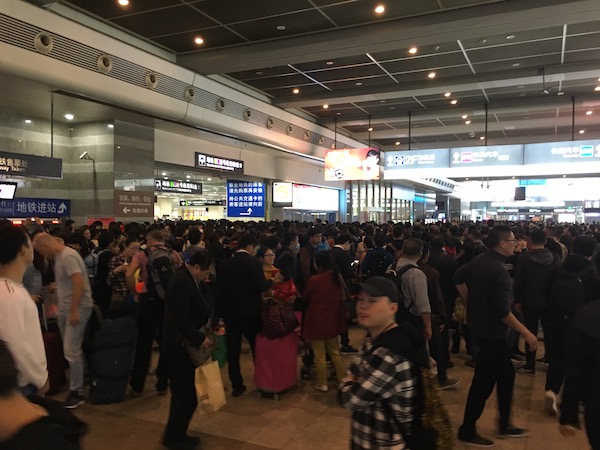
[450,145,523,167]
[180,200,225,206]
[226,180,265,218]
[195,152,244,174]
[324,148,380,181]
[155,179,202,194]
[384,148,449,171]
[0,151,62,179]
[524,140,600,165]
[0,197,70,218]
[272,182,293,207]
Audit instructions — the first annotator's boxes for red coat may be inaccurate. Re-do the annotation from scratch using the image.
[302,270,348,340]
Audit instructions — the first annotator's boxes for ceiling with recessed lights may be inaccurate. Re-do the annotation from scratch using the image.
[26,0,600,150]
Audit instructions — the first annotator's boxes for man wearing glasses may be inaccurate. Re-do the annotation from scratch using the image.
[454,226,539,447]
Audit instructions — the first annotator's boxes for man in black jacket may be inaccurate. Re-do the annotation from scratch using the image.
[455,226,538,447]
[217,234,281,397]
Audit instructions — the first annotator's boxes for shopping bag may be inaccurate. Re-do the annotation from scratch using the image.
[211,335,227,368]
[195,360,226,413]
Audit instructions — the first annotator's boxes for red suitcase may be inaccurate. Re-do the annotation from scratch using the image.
[254,330,298,399]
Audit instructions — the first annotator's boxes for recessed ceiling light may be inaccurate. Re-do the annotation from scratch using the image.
[379,100,386,103]
[465,120,471,125]
[276,25,286,31]
[408,47,418,54]
[506,35,516,40]
[368,127,374,132]
[518,85,524,89]
[512,63,520,67]
[326,61,334,65]
[595,86,600,91]
[161,172,167,176]
[389,106,395,110]
[107,124,114,128]
[579,129,585,134]
[186,175,191,178]
[374,4,385,14]
[462,114,468,119]
[586,110,593,115]
[450,99,458,105]
[256,71,263,75]
[336,112,342,116]
[466,177,469,180]
[323,104,329,109]
[444,92,451,97]
[117,0,129,5]
[563,175,566,177]
[24,119,32,124]
[478,39,487,45]
[116,146,120,149]
[64,113,74,120]
[194,36,204,45]
[395,141,400,145]
[292,88,300,94]
[480,136,485,140]
[356,82,362,86]
[428,72,436,79]
[520,93,526,97]
[164,176,168,179]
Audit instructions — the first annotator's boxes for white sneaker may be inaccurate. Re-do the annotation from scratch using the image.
[313,384,328,392]
[545,390,558,416]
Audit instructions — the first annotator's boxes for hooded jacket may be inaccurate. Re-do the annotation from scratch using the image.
[513,248,560,309]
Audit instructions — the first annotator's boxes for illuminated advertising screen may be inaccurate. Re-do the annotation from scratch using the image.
[292,184,338,211]
[272,182,293,207]
[324,148,380,181]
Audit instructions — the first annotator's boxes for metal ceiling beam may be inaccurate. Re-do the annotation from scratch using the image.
[178,0,600,75]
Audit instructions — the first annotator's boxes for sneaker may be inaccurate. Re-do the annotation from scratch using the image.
[313,383,328,392]
[517,366,535,376]
[498,425,528,438]
[545,390,558,416]
[439,378,460,390]
[64,391,85,409]
[458,432,494,447]
[340,345,359,355]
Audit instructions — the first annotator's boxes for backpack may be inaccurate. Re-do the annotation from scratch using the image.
[385,265,422,328]
[145,246,175,301]
[547,267,591,327]
[84,252,99,287]
[366,250,393,278]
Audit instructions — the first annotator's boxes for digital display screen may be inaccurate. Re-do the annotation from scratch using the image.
[0,182,17,200]
[324,148,380,181]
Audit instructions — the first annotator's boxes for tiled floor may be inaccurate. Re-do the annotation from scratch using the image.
[70,328,589,449]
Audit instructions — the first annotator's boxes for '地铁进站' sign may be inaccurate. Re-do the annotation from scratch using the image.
[114,190,154,217]
[226,180,265,218]
[195,152,244,173]
[0,151,62,179]
[0,197,70,218]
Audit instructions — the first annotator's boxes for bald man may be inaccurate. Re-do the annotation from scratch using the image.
[33,233,93,409]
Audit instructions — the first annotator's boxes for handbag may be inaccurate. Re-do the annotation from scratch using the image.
[184,326,217,368]
[338,274,356,320]
[261,299,298,339]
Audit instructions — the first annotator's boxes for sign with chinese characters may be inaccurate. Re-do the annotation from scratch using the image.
[179,200,225,207]
[154,179,202,194]
[384,148,449,172]
[114,190,154,217]
[0,151,62,179]
[524,140,600,165]
[324,148,380,181]
[450,145,523,167]
[226,180,265,218]
[0,197,70,218]
[195,152,244,174]
[272,182,293,207]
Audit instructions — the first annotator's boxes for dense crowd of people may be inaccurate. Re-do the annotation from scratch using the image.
[0,217,599,449]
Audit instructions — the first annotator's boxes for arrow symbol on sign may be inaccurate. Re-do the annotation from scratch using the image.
[57,203,67,214]
[123,207,131,214]
[239,207,253,216]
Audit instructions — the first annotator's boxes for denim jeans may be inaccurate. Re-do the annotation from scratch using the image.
[57,307,93,394]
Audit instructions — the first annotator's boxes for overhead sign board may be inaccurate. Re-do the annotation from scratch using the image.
[0,197,70,218]
[324,148,380,181]
[179,200,225,207]
[195,152,244,174]
[273,182,293,207]
[384,148,449,171]
[450,145,523,167]
[524,140,600,165]
[114,190,153,217]
[155,179,202,194]
[0,151,62,179]
[226,180,265,218]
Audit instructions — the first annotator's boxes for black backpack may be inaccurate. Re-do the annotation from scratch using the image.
[547,267,591,327]
[145,246,175,301]
[385,265,423,328]
[366,250,393,278]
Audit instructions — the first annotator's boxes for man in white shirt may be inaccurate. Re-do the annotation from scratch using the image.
[34,232,93,409]
[0,224,48,396]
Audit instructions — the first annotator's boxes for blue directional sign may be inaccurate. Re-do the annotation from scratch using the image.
[226,180,265,218]
[0,197,71,218]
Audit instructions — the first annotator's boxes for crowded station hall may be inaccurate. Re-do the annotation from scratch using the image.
[1,1,600,449]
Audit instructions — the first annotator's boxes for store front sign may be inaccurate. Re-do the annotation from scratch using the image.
[226,180,265,218]
[0,151,62,179]
[195,152,244,174]
[180,200,225,207]
[0,197,70,218]
[155,179,202,194]
[524,140,600,165]
[273,182,293,207]
[324,148,380,180]
[114,190,153,217]
[384,148,449,171]
[450,145,523,167]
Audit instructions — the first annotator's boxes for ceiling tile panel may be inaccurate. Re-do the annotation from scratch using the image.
[379,52,467,73]
[473,55,561,74]
[322,0,441,27]
[65,0,182,19]
[189,0,314,24]
[564,49,600,64]
[460,27,564,49]
[263,84,328,98]
[326,76,397,91]
[467,39,562,64]
[226,11,335,41]
[293,55,373,72]
[228,66,297,81]
[154,28,246,53]
[308,65,386,83]
[242,73,317,90]
[565,33,600,51]
[566,21,600,35]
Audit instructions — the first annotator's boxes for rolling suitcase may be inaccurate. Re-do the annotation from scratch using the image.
[254,330,298,399]
[42,325,68,395]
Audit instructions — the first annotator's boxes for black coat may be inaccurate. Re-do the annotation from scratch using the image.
[216,251,272,316]
[330,246,353,285]
[163,265,210,350]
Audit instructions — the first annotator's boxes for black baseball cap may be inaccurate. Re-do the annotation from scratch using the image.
[358,276,399,303]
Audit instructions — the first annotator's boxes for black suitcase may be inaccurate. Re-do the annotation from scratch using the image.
[88,309,137,404]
